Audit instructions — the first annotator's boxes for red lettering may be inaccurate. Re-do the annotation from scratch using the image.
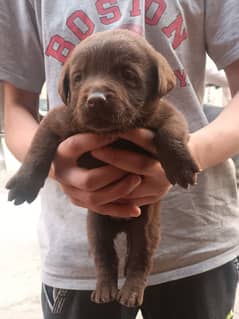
[67,11,95,40]
[162,15,187,49]
[174,69,187,87]
[145,0,166,26]
[46,35,75,64]
[130,0,141,17]
[96,0,121,25]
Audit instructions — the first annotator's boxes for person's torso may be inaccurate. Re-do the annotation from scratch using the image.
[30,0,239,287]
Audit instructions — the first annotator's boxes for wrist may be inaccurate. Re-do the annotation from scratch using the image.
[187,133,205,171]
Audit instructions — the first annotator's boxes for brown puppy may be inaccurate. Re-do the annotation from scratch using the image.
[6,29,199,307]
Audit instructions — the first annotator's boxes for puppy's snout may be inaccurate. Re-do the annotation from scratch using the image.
[86,92,107,108]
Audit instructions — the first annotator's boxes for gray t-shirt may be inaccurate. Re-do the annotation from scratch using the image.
[1,0,239,290]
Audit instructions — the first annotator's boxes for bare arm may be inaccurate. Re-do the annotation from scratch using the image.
[188,60,239,170]
[3,82,39,161]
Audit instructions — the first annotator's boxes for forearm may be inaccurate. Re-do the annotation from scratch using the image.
[5,106,39,162]
[3,82,39,162]
[189,92,239,170]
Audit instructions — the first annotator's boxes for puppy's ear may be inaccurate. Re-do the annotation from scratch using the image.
[58,62,71,105]
[156,53,176,97]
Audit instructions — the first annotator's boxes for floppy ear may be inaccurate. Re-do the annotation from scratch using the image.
[155,53,176,97]
[58,62,71,105]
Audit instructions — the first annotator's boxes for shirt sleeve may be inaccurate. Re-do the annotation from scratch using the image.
[0,0,45,93]
[205,0,239,70]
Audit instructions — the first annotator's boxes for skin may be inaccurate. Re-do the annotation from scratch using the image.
[3,60,239,217]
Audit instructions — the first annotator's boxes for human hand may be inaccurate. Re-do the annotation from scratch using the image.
[50,133,143,218]
[92,128,172,207]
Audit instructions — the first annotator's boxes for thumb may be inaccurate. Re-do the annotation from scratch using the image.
[57,133,117,159]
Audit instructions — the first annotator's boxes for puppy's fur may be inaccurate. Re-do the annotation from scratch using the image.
[6,30,199,307]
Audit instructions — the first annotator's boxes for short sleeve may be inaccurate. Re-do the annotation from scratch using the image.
[205,0,239,70]
[0,0,45,93]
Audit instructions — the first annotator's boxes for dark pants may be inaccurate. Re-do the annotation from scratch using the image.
[42,259,238,319]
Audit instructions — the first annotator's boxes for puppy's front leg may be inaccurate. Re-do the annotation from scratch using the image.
[151,101,199,188]
[6,106,75,205]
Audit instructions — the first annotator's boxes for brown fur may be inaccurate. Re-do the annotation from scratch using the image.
[6,30,199,307]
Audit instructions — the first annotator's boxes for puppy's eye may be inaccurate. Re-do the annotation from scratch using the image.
[73,73,82,83]
[121,68,138,83]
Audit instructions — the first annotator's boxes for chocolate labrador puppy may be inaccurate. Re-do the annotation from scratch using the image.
[6,29,199,307]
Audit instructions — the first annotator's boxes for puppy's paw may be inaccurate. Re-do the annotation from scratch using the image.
[117,285,144,307]
[6,169,45,205]
[163,146,200,189]
[91,282,118,304]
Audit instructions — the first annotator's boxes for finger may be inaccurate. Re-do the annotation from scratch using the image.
[57,133,117,159]
[65,174,142,206]
[55,165,127,191]
[92,147,163,176]
[122,179,171,199]
[123,187,170,200]
[69,200,141,218]
[118,128,157,154]
[98,203,141,217]
[126,196,160,206]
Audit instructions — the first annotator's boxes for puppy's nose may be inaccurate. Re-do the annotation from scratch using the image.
[86,92,107,108]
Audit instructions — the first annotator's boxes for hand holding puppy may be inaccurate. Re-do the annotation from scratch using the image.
[51,132,143,217]
[51,129,171,217]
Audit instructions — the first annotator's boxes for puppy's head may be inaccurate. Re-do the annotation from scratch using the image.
[59,29,176,133]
